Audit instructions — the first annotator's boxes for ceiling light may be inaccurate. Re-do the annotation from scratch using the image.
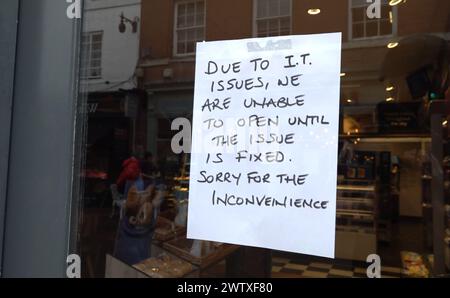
[386,86,394,91]
[308,8,321,15]
[443,120,448,126]
[387,42,399,49]
[340,73,346,77]
[386,97,395,102]
[347,99,352,103]
[389,0,404,6]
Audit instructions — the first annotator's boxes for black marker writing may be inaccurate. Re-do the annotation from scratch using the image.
[243,95,304,109]
[211,190,329,209]
[202,97,231,112]
[235,150,285,163]
[210,77,265,92]
[205,60,241,75]
[287,115,330,126]
[250,58,270,71]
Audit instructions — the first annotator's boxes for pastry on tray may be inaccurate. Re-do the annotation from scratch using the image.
[133,254,193,278]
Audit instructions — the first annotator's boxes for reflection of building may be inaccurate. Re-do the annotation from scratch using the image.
[139,0,449,219]
[81,0,146,183]
[82,0,141,93]
[79,0,147,278]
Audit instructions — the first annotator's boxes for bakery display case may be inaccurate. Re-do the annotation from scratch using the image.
[133,253,196,278]
[335,178,378,261]
[105,151,259,278]
[444,154,450,271]
[445,206,450,271]
[152,153,191,244]
[163,238,239,269]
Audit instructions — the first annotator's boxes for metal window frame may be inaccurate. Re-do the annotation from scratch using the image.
[0,0,20,277]
[1,0,83,277]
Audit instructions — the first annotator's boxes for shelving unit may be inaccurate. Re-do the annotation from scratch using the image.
[335,179,378,261]
[445,208,450,270]
[339,134,431,144]
[173,153,190,201]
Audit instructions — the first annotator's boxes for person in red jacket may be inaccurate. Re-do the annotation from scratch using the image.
[116,156,141,190]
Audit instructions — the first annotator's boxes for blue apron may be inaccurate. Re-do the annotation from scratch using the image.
[113,178,158,265]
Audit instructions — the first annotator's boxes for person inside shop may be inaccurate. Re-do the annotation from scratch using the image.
[113,155,164,265]
[116,154,143,195]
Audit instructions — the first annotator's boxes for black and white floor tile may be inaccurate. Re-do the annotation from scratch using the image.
[271,256,403,278]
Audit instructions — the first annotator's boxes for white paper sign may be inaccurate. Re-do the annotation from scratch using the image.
[187,33,342,258]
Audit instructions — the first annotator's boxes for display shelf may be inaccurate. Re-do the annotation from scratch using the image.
[339,134,431,143]
[336,225,375,234]
[162,238,239,269]
[337,196,374,202]
[105,253,198,278]
[445,235,450,271]
[337,184,376,192]
[336,210,374,220]
[335,179,378,261]
[153,216,186,242]
[133,253,196,278]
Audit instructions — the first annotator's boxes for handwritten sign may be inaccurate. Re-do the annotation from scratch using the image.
[187,33,342,258]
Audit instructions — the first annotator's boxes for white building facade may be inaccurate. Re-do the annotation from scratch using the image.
[81,0,141,93]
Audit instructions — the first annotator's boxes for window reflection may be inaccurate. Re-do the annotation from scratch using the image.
[76,0,450,278]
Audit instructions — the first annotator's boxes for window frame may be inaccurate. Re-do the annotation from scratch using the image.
[0,0,20,277]
[80,30,104,80]
[173,0,206,57]
[252,0,293,38]
[348,0,398,41]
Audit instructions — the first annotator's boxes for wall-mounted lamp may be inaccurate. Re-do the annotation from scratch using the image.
[119,12,139,33]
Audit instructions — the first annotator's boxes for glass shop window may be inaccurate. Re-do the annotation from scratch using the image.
[73,0,450,279]
[174,0,205,55]
[81,31,103,79]
[255,0,291,37]
[350,0,395,39]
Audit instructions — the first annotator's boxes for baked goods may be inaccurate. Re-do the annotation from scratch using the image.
[401,251,430,278]
[133,254,193,278]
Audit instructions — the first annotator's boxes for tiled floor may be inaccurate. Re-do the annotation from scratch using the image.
[270,218,428,278]
[271,256,403,278]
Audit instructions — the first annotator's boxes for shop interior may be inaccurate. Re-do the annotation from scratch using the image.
[78,89,450,279]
